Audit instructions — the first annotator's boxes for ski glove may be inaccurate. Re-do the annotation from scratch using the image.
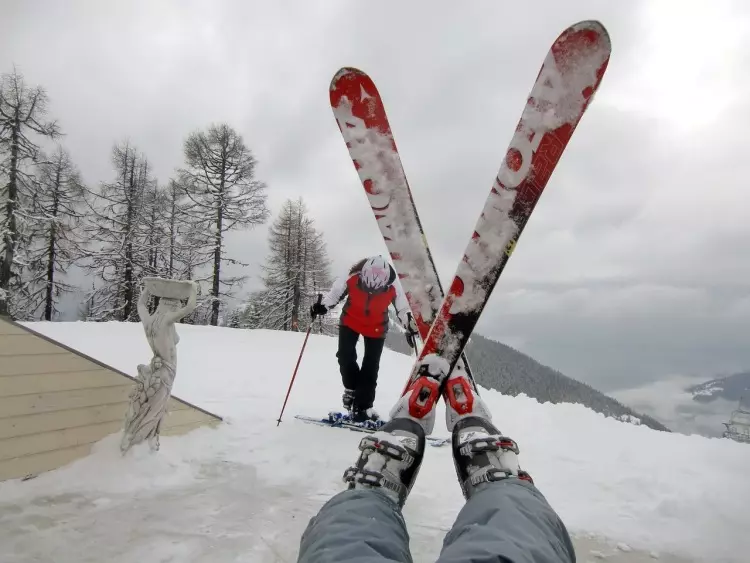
[310,298,328,319]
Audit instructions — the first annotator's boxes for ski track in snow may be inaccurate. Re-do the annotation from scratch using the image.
[1,322,749,563]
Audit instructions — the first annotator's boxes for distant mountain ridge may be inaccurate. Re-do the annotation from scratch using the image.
[384,328,670,432]
[689,371,750,404]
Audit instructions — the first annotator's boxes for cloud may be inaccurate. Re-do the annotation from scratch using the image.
[3,0,750,394]
[478,284,750,392]
[613,375,739,438]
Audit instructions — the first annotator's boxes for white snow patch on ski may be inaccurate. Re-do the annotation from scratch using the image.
[421,353,450,375]
[332,94,442,327]
[450,186,519,314]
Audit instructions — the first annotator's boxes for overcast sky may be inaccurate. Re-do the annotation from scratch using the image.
[3,0,750,394]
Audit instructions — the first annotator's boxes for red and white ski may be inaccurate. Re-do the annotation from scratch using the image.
[409,21,611,416]
[330,66,479,391]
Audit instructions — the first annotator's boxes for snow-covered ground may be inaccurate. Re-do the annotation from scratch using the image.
[1,322,749,563]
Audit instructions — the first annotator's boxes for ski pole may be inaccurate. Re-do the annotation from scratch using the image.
[405,312,421,358]
[276,325,312,426]
[276,295,321,426]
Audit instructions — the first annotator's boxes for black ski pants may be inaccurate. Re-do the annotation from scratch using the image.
[336,324,386,411]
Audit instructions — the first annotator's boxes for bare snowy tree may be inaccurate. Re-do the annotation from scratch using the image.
[142,181,166,279]
[83,141,157,321]
[0,67,61,317]
[179,123,269,326]
[163,179,183,279]
[22,146,87,320]
[249,198,332,332]
[241,292,264,329]
[145,177,219,324]
[162,177,211,284]
[77,280,97,321]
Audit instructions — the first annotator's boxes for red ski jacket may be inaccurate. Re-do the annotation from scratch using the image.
[322,266,410,339]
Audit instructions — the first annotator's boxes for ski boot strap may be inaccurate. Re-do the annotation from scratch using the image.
[343,467,408,501]
[459,432,534,489]
[466,467,533,487]
[342,435,415,502]
[459,434,519,457]
[359,435,416,465]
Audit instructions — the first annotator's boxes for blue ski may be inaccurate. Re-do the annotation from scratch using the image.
[295,413,449,447]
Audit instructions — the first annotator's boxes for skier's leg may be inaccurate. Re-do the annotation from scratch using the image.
[435,364,575,563]
[336,325,360,399]
[437,479,575,563]
[357,335,386,411]
[298,413,428,563]
[297,489,412,563]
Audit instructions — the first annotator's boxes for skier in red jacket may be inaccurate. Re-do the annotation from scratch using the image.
[310,256,418,422]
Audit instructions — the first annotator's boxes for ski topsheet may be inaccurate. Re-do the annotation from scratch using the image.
[330,66,479,392]
[413,21,611,383]
[331,20,610,393]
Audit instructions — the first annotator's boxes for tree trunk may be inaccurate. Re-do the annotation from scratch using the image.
[123,153,136,320]
[283,208,292,331]
[210,159,225,327]
[291,207,303,330]
[168,188,176,278]
[44,164,62,321]
[148,205,155,272]
[211,209,222,326]
[0,122,20,316]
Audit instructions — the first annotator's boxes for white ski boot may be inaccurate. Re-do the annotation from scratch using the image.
[343,417,425,507]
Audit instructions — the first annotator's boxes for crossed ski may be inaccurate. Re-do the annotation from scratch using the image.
[330,21,611,403]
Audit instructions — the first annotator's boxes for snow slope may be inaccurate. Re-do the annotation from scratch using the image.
[1,322,749,563]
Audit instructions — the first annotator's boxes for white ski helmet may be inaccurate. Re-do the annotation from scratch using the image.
[360,256,391,291]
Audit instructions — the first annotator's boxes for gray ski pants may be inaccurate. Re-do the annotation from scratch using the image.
[297,479,575,563]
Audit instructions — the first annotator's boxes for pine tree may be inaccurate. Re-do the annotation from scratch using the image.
[163,179,185,279]
[142,181,166,280]
[240,292,265,329]
[253,198,332,331]
[23,146,86,320]
[179,123,269,326]
[0,67,61,317]
[82,141,157,321]
[77,280,96,321]
[224,307,242,328]
[162,177,212,285]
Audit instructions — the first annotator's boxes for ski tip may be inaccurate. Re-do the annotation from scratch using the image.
[329,66,383,112]
[562,20,612,53]
[330,67,367,90]
[581,20,611,51]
